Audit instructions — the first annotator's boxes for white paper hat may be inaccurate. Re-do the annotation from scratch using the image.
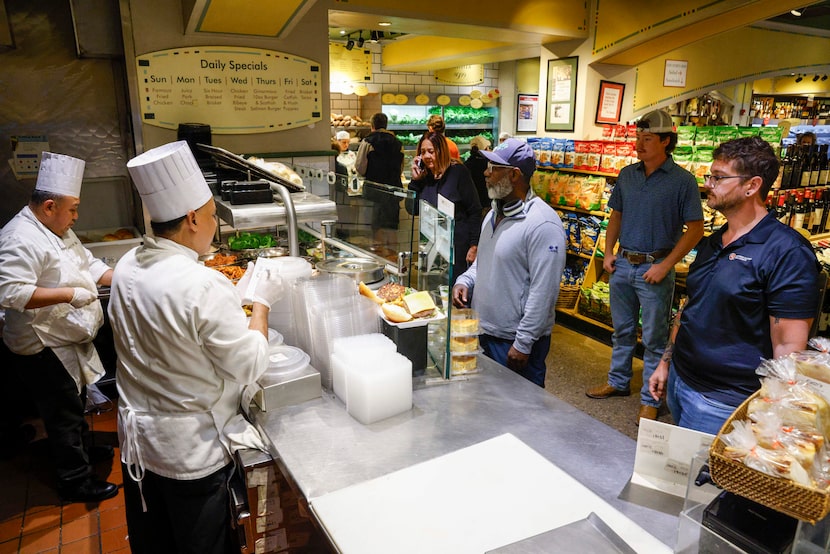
[126,141,212,222]
[35,152,85,198]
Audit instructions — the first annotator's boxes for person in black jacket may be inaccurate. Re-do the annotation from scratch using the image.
[355,113,404,243]
[409,131,482,283]
[464,135,492,215]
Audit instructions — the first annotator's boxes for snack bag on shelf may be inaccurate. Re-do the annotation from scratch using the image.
[575,177,604,212]
[695,126,715,147]
[599,142,617,174]
[549,171,570,206]
[551,138,566,168]
[672,146,695,173]
[562,140,575,169]
[691,145,714,185]
[539,137,554,167]
[585,141,603,172]
[529,138,543,166]
[573,141,589,170]
[578,216,602,255]
[530,171,550,203]
[564,213,581,254]
[677,126,697,146]
[714,126,739,147]
[737,126,761,139]
[563,175,581,207]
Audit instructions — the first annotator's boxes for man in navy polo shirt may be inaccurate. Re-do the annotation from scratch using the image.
[649,136,820,435]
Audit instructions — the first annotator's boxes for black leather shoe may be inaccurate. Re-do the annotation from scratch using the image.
[88,444,114,464]
[59,479,118,503]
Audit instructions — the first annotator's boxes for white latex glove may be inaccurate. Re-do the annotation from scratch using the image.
[70,288,97,308]
[250,269,284,307]
[234,262,255,304]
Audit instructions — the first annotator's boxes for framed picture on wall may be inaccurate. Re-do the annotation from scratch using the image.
[545,56,578,132]
[595,80,625,125]
[516,94,539,132]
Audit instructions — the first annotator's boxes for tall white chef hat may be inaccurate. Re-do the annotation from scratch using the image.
[35,152,85,198]
[126,141,212,223]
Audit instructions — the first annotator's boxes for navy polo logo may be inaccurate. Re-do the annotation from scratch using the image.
[548,245,558,253]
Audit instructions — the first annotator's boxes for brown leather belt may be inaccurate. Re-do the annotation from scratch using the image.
[619,248,672,264]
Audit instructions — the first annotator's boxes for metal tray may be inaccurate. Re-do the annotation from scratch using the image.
[486,512,636,554]
[196,143,305,193]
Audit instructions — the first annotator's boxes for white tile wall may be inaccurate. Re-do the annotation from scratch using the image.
[330,43,500,119]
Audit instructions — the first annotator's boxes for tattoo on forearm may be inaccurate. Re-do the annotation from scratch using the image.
[661,342,674,362]
[774,317,781,325]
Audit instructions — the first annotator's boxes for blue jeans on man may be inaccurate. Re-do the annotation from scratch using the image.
[480,334,551,387]
[667,364,737,435]
[608,257,674,408]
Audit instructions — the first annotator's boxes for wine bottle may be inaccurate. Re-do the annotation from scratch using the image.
[780,146,794,190]
[792,191,806,229]
[790,146,803,188]
[775,192,790,225]
[812,188,825,234]
[819,145,829,187]
[800,146,815,188]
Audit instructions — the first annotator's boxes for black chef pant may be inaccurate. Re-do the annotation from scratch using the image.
[9,347,92,486]
[122,462,237,554]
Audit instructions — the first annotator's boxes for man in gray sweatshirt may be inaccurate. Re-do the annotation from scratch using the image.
[452,139,566,386]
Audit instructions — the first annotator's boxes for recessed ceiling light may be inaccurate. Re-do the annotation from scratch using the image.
[791,8,803,16]
[378,22,392,27]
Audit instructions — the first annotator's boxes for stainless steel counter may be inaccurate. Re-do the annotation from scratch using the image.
[252,355,678,548]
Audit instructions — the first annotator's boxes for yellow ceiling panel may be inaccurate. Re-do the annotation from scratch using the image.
[594,0,813,65]
[330,0,587,37]
[382,36,540,72]
[633,26,830,111]
[196,0,312,36]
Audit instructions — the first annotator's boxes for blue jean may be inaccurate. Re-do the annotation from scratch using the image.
[667,364,738,435]
[480,334,551,387]
[608,257,674,407]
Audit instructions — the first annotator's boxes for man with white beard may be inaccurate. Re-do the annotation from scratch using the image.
[452,139,566,387]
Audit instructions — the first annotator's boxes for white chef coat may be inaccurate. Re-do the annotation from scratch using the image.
[0,206,109,389]
[108,236,270,481]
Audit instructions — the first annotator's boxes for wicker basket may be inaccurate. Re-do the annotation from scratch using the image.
[556,284,580,309]
[709,390,830,524]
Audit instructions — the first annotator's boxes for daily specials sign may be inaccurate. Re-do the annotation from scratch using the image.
[135,46,322,134]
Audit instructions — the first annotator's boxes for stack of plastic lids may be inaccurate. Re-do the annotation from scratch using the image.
[292,273,381,390]
[267,328,284,347]
[330,333,412,424]
[264,257,312,347]
[258,344,310,386]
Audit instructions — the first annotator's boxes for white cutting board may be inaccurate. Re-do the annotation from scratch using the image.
[310,433,670,554]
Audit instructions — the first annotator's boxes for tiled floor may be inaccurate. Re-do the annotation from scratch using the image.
[0,408,130,553]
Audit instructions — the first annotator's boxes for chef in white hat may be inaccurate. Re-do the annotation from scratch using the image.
[0,152,118,503]
[109,141,283,554]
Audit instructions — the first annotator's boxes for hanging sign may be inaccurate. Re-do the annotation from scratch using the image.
[663,59,688,88]
[135,46,322,134]
[329,43,372,84]
[434,65,484,86]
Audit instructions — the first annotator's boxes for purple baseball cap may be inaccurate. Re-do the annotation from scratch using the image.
[479,138,536,180]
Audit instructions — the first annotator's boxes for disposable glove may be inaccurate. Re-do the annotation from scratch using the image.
[70,288,97,308]
[250,269,284,307]
[235,262,255,304]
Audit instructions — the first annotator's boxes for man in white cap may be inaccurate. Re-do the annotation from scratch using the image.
[109,141,283,554]
[0,152,118,502]
[586,109,704,425]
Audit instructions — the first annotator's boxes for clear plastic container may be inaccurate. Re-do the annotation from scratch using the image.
[259,345,310,384]
[450,308,480,335]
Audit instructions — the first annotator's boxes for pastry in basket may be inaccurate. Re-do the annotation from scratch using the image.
[749,378,830,440]
[722,420,814,488]
[790,350,830,384]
